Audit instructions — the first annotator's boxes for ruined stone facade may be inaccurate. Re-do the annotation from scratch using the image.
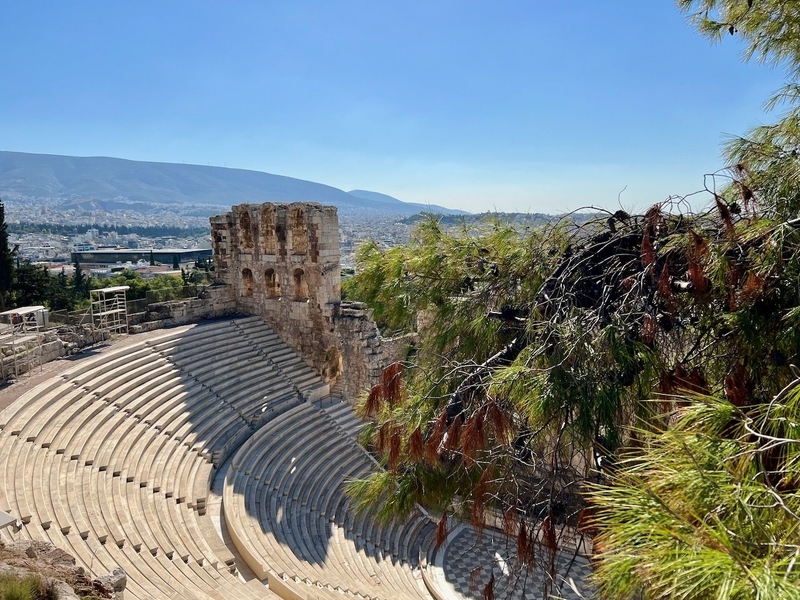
[210,202,396,399]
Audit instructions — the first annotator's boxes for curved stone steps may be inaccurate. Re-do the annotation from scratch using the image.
[2,316,441,599]
[0,318,323,599]
[224,401,434,600]
[231,317,330,401]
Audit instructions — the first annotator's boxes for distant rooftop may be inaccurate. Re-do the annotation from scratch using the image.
[77,248,210,254]
[72,248,212,265]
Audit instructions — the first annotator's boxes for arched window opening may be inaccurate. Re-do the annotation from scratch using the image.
[239,211,253,248]
[260,206,277,254]
[266,268,280,298]
[293,268,309,301]
[291,208,308,254]
[241,268,254,297]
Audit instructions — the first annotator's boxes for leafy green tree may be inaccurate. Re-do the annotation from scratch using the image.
[149,273,184,301]
[569,4,800,597]
[347,194,800,598]
[13,261,53,308]
[92,270,149,299]
[346,82,800,591]
[89,270,183,303]
[679,0,800,221]
[49,267,75,311]
[72,255,88,300]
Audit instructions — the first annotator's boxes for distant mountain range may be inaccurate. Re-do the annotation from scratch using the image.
[0,151,465,216]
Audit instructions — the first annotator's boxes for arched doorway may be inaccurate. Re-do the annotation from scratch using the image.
[241,268,254,297]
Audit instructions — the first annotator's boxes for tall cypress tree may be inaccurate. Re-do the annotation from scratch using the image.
[0,200,14,311]
[72,255,86,299]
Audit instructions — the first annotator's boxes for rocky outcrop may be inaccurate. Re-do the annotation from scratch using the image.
[0,538,122,599]
[94,567,127,596]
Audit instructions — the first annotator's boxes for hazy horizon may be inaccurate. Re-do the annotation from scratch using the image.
[0,1,786,214]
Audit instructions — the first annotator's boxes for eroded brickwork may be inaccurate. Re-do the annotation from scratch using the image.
[210,203,344,381]
[210,202,406,400]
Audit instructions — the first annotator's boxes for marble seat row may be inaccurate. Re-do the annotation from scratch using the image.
[146,319,311,429]
[323,400,367,440]
[2,448,252,596]
[230,316,331,401]
[0,317,322,599]
[224,401,433,600]
[0,431,259,599]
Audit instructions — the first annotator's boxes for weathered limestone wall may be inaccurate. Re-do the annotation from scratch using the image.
[380,332,416,365]
[333,302,415,399]
[211,202,342,376]
[129,285,236,333]
[209,202,410,400]
[332,303,381,400]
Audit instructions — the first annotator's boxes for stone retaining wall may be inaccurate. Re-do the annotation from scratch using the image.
[128,284,236,333]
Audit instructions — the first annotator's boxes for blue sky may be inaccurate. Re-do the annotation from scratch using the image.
[0,1,787,213]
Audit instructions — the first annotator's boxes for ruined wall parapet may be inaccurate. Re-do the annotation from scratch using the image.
[211,202,340,307]
[211,202,341,374]
[128,284,236,333]
[209,202,410,401]
[331,302,414,399]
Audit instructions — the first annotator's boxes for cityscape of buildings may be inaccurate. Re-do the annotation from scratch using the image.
[4,198,418,274]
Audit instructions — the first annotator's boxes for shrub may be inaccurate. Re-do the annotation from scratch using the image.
[0,573,60,600]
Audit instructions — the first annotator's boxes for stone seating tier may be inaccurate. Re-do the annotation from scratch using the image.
[323,400,367,440]
[0,318,336,600]
[224,401,433,600]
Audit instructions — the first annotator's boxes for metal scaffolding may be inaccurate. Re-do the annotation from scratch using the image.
[0,305,47,381]
[90,285,130,338]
